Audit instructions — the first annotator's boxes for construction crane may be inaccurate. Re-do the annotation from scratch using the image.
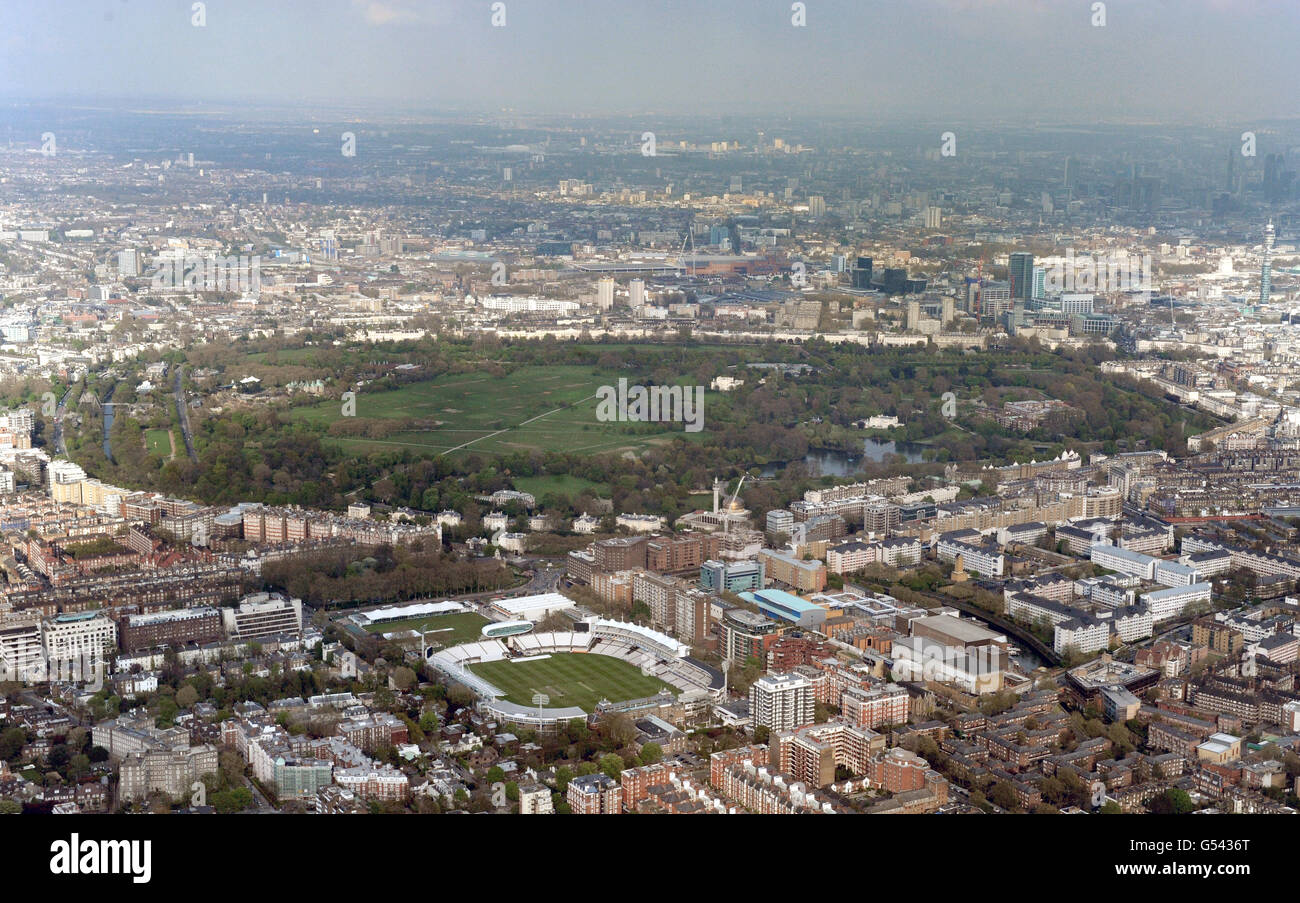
[728,475,746,508]
[723,476,746,533]
[677,214,697,277]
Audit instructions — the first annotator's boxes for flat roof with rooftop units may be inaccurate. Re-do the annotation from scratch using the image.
[810,589,900,616]
[1067,657,1160,695]
[490,592,576,622]
[910,614,1007,649]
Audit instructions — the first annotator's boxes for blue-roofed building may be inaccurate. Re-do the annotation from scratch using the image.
[739,588,827,629]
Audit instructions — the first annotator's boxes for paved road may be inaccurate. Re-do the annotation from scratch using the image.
[173,366,198,460]
[101,384,116,464]
[52,386,72,455]
[241,775,278,813]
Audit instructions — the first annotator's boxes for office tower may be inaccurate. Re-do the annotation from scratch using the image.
[1260,220,1275,305]
[1064,156,1075,203]
[980,280,1012,319]
[750,673,814,733]
[597,277,615,310]
[880,268,908,295]
[1032,266,1046,300]
[1264,155,1284,201]
[941,296,954,326]
[1009,252,1034,301]
[629,278,646,308]
[701,559,764,594]
[852,256,873,289]
[1131,175,1159,213]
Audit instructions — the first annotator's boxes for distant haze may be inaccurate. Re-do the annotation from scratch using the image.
[0,0,1295,123]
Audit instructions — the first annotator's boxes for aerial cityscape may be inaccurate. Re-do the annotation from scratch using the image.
[0,0,1297,868]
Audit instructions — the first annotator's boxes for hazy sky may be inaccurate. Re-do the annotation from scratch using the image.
[1,0,1296,122]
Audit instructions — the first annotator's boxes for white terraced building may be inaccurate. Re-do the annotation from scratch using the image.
[1142,583,1212,623]
[936,533,1004,578]
[1054,618,1111,656]
[1089,543,1157,580]
[825,540,878,575]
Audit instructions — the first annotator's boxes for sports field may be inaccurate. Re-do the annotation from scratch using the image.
[289,364,710,457]
[145,428,173,456]
[469,652,672,711]
[365,612,489,647]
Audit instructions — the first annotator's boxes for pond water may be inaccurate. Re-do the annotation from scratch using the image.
[759,438,929,477]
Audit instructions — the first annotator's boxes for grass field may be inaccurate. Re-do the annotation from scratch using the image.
[145,428,173,456]
[365,611,489,646]
[511,474,609,499]
[289,365,710,457]
[469,652,672,711]
[245,348,325,365]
